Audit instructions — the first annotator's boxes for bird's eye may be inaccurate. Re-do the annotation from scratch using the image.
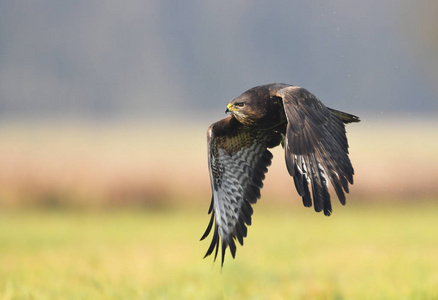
[235,102,245,108]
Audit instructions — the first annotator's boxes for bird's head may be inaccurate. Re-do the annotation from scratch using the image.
[225,101,246,114]
[226,98,255,125]
[225,88,270,125]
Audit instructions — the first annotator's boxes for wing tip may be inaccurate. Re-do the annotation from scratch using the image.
[202,218,244,266]
[200,212,214,241]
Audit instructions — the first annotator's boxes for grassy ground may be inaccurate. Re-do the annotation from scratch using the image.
[1,202,438,299]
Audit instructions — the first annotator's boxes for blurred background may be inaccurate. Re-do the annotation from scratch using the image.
[0,0,437,209]
[1,1,438,298]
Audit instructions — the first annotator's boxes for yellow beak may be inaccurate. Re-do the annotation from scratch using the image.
[226,103,234,113]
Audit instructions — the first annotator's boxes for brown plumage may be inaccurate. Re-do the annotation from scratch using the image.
[201,83,360,265]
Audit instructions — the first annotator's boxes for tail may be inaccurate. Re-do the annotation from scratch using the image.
[328,108,360,124]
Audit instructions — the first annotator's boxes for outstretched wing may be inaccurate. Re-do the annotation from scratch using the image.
[201,115,282,265]
[276,86,358,216]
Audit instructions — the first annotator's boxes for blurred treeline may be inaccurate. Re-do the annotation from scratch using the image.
[0,117,436,210]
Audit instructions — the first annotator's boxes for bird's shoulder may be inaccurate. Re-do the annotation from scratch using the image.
[275,86,326,109]
[208,116,265,156]
[207,115,241,138]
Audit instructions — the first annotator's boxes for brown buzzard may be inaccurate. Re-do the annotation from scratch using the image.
[201,83,360,265]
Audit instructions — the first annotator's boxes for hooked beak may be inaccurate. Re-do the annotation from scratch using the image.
[225,103,233,114]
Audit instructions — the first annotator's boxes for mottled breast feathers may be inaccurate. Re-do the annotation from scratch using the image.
[202,83,360,265]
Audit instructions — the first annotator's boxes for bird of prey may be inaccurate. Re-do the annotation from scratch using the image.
[201,83,360,265]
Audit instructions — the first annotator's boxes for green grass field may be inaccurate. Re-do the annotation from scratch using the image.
[1,202,438,300]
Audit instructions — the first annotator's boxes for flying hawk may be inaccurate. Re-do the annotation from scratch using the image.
[201,83,360,265]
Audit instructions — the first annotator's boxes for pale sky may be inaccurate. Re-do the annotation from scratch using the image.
[1,0,437,120]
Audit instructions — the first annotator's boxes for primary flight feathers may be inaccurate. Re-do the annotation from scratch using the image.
[201,83,360,265]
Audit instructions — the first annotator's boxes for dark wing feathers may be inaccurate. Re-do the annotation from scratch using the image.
[277,86,355,216]
[201,115,281,265]
[328,108,361,124]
